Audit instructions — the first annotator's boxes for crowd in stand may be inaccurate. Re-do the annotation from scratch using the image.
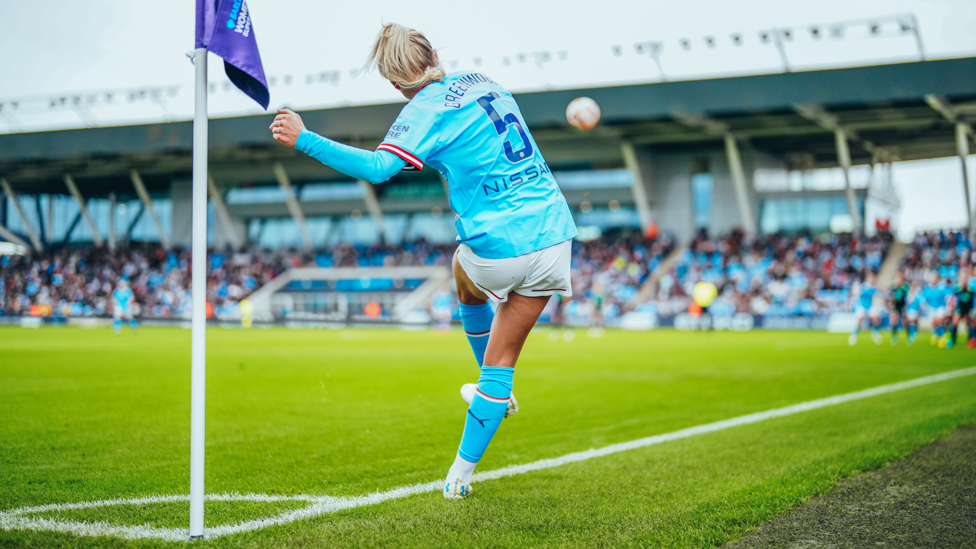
[615,229,894,321]
[899,231,974,284]
[0,227,953,325]
[0,239,460,319]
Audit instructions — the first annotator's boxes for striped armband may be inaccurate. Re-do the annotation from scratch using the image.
[377,143,424,171]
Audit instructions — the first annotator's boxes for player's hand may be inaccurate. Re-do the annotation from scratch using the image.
[270,108,305,148]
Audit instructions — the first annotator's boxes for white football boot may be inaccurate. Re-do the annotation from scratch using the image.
[461,383,518,418]
[444,475,473,499]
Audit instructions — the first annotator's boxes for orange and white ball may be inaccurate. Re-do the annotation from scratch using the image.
[566,97,601,130]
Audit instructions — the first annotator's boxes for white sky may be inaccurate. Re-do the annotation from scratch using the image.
[1,0,974,237]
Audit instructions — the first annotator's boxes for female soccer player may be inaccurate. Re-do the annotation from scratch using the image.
[270,23,577,499]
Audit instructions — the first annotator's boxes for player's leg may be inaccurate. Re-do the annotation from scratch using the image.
[849,309,864,346]
[445,292,549,498]
[890,310,901,345]
[127,310,137,332]
[907,309,918,345]
[949,312,961,349]
[112,306,122,334]
[968,311,976,349]
[453,250,492,369]
[936,309,949,347]
[454,249,518,418]
[869,308,883,344]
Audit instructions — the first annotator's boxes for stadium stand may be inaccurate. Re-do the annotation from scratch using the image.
[898,231,974,284]
[0,227,904,325]
[628,230,894,319]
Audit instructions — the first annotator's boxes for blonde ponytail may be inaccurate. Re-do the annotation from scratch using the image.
[365,23,444,90]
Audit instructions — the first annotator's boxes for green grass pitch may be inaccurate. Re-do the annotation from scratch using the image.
[1,325,975,548]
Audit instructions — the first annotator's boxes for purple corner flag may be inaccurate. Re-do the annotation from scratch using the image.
[195,0,270,109]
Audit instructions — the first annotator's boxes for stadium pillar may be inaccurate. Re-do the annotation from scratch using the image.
[108,192,116,252]
[723,134,757,236]
[0,224,30,249]
[956,123,974,236]
[621,142,654,233]
[207,176,245,250]
[46,193,53,246]
[130,170,171,249]
[64,174,105,247]
[834,130,862,238]
[358,179,385,239]
[272,162,313,248]
[0,177,43,252]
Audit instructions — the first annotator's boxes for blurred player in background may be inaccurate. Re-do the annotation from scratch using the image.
[691,280,718,330]
[430,287,455,332]
[903,281,923,345]
[270,23,577,500]
[111,279,137,334]
[920,272,951,346]
[239,298,253,329]
[948,272,975,349]
[850,271,883,346]
[889,271,911,345]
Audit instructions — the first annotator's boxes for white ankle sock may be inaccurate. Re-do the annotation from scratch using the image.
[447,453,478,484]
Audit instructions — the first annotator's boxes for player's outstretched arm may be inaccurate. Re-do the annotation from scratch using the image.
[270,109,406,184]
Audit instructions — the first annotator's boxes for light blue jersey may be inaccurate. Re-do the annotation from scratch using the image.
[297,72,577,260]
[857,283,877,310]
[113,287,133,310]
[906,289,922,311]
[378,72,577,259]
[921,283,949,309]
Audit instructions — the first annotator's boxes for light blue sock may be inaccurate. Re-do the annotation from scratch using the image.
[113,319,121,334]
[909,325,918,339]
[459,302,493,369]
[936,325,945,337]
[130,319,138,332]
[457,366,513,463]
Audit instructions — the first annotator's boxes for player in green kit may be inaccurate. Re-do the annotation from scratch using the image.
[949,271,976,349]
[889,271,911,345]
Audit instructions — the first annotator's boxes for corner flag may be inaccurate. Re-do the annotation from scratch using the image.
[195,0,270,109]
[188,0,269,541]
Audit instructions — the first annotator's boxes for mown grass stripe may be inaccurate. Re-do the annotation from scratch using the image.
[3,366,974,541]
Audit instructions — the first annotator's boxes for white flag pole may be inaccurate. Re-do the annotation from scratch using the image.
[189,46,208,540]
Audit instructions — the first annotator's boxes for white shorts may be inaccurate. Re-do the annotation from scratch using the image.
[456,240,573,304]
[854,304,885,320]
[113,306,133,320]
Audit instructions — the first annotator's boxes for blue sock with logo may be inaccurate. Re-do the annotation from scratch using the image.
[459,302,493,369]
[113,319,121,334]
[129,319,138,332]
[456,366,513,465]
[909,324,918,339]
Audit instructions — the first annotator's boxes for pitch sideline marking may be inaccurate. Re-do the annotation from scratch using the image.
[2,366,975,541]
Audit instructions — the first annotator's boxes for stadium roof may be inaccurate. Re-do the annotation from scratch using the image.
[1,57,975,197]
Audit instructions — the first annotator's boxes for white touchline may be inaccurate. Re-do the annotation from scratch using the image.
[2,366,975,542]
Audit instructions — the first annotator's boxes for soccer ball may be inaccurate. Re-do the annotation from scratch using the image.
[566,97,601,130]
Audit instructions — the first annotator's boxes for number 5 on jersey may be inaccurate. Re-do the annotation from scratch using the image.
[477,92,533,163]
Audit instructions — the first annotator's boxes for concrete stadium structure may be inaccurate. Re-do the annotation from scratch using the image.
[2,57,975,252]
